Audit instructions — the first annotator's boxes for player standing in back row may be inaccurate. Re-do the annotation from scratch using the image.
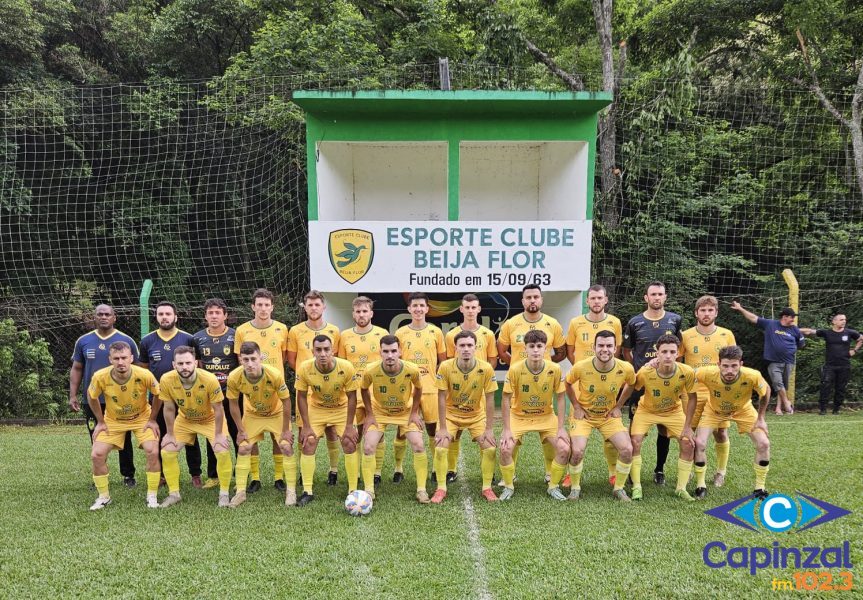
[622,281,682,486]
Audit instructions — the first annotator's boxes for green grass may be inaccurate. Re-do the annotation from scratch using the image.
[0,414,860,598]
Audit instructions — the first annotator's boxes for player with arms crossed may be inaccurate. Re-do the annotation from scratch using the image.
[683,345,771,499]
[433,330,499,503]
[679,295,736,487]
[565,284,624,487]
[622,281,683,486]
[558,330,635,502]
[395,292,446,483]
[338,296,388,488]
[359,335,429,503]
[87,341,162,510]
[226,342,295,507]
[442,293,499,483]
[497,285,566,484]
[295,335,359,507]
[498,330,569,501]
[618,334,697,501]
[234,289,289,493]
[289,290,343,486]
[157,346,232,507]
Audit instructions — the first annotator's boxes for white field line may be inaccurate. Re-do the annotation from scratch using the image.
[457,451,493,600]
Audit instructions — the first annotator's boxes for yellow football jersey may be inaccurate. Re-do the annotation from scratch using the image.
[565,358,635,417]
[338,326,388,375]
[634,363,696,414]
[288,322,341,369]
[395,324,445,390]
[498,314,565,362]
[159,368,224,422]
[436,358,498,419]
[361,360,423,416]
[695,366,769,415]
[226,364,290,417]
[294,357,357,410]
[503,359,565,418]
[444,325,499,362]
[234,320,289,377]
[88,365,159,421]
[565,314,623,362]
[680,326,737,369]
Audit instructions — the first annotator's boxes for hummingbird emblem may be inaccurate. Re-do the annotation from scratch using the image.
[335,243,367,267]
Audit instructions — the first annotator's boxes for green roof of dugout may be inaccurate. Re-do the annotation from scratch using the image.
[292,90,612,117]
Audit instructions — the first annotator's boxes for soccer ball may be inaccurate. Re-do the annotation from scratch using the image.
[344,490,373,516]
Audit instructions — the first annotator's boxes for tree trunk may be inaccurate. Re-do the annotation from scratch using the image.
[592,0,621,228]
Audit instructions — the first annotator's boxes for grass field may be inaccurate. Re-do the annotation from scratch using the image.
[1,413,860,598]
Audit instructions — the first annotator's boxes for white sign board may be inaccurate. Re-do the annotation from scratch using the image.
[309,220,592,292]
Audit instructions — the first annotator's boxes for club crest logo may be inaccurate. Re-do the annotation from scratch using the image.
[329,229,373,284]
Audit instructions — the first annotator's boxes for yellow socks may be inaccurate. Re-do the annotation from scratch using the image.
[613,460,631,491]
[413,451,428,492]
[375,440,385,475]
[512,442,521,466]
[569,461,584,491]
[393,438,407,471]
[160,449,181,494]
[361,453,376,493]
[549,459,567,489]
[541,440,555,475]
[754,462,769,490]
[480,447,496,489]
[677,459,693,492]
[215,450,232,494]
[500,462,516,488]
[603,440,619,478]
[694,462,707,488]
[273,453,284,482]
[93,474,109,498]
[715,441,730,474]
[250,454,261,481]
[283,453,297,491]
[434,447,448,491]
[326,439,340,472]
[631,455,643,489]
[300,453,316,494]
[345,451,359,491]
[146,471,160,495]
[447,438,461,472]
[234,454,251,492]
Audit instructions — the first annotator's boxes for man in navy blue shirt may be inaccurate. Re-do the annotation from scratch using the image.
[801,314,862,414]
[731,302,805,415]
[139,301,202,486]
[69,304,139,486]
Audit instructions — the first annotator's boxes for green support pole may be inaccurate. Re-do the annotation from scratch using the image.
[139,279,153,339]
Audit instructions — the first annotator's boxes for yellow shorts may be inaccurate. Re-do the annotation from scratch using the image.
[366,411,423,435]
[630,408,686,439]
[569,415,627,440]
[174,414,229,447]
[700,402,759,434]
[692,388,730,429]
[355,404,366,426]
[510,414,560,444]
[420,392,438,424]
[97,411,156,449]
[445,416,487,441]
[243,411,283,444]
[306,407,348,438]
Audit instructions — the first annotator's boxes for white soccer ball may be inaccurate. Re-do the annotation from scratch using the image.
[345,490,373,516]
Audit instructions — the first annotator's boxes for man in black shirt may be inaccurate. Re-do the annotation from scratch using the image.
[802,314,862,414]
[623,281,683,485]
[192,298,241,487]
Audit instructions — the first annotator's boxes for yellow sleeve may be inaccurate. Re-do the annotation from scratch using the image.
[445,331,456,358]
[498,321,511,347]
[209,379,224,405]
[484,372,499,393]
[684,368,697,393]
[286,328,298,353]
[233,327,244,354]
[435,329,445,353]
[344,364,358,392]
[361,370,373,389]
[484,330,499,358]
[87,374,103,402]
[503,368,516,394]
[625,364,636,386]
[552,321,566,348]
[277,373,291,401]
[226,373,240,401]
[294,365,309,391]
[554,367,565,393]
[337,333,348,359]
[565,364,579,385]
[410,366,423,391]
[435,364,448,391]
[565,319,577,346]
[634,369,646,391]
[614,319,623,346]
[148,371,160,397]
[755,373,769,399]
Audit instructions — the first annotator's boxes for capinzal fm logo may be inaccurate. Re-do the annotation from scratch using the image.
[706,492,850,533]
